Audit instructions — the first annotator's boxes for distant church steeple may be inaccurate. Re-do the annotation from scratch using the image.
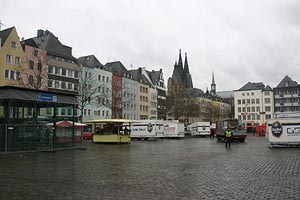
[211,71,216,95]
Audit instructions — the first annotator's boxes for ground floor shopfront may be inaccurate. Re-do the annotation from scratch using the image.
[0,86,77,153]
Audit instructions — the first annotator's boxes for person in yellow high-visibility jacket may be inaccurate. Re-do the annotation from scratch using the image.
[224,128,233,149]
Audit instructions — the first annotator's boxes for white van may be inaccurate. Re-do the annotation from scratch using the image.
[190,122,211,136]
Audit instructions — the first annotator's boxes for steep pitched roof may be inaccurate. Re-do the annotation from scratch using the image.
[105,61,128,76]
[30,30,77,61]
[22,38,39,48]
[0,27,14,46]
[263,85,273,91]
[78,55,104,70]
[275,75,298,88]
[238,82,265,91]
[146,70,160,85]
[128,69,152,86]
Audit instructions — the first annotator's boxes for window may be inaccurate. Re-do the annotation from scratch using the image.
[256,99,260,104]
[251,107,255,112]
[48,80,53,88]
[68,83,72,90]
[256,107,260,112]
[4,70,9,79]
[15,57,21,66]
[37,62,42,71]
[237,100,241,105]
[6,55,12,63]
[265,91,270,95]
[102,76,105,81]
[62,68,66,76]
[34,49,38,56]
[67,109,72,115]
[61,108,66,115]
[61,82,66,89]
[10,71,15,80]
[251,99,255,104]
[265,98,270,104]
[242,99,245,104]
[102,111,105,116]
[29,61,34,70]
[54,80,59,88]
[55,67,60,75]
[98,75,101,81]
[28,75,34,85]
[265,106,271,112]
[11,41,16,49]
[48,66,53,73]
[68,70,73,77]
[106,77,109,82]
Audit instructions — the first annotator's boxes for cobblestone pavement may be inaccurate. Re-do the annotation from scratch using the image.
[1,135,300,200]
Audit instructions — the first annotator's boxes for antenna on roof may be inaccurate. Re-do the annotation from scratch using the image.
[0,20,6,31]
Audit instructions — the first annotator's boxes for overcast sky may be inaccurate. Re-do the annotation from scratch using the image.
[2,0,300,92]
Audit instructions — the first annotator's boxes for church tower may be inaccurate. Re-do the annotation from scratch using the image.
[211,71,216,96]
[184,52,193,88]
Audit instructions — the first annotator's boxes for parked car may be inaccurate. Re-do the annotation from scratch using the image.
[82,132,93,140]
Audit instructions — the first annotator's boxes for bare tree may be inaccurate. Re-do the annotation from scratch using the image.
[16,47,48,90]
[77,68,99,122]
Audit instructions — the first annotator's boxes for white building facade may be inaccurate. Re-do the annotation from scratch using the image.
[234,82,274,126]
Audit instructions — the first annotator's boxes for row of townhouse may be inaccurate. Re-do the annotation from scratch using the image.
[0,27,167,122]
[234,75,300,126]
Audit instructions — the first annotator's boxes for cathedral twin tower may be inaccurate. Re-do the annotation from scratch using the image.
[168,49,193,96]
[168,49,216,96]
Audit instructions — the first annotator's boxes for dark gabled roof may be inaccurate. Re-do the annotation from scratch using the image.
[105,61,128,76]
[128,69,140,81]
[128,69,153,86]
[186,88,205,98]
[0,27,14,46]
[146,70,161,85]
[238,82,265,91]
[30,30,77,62]
[263,85,273,91]
[22,38,39,48]
[78,55,104,70]
[275,75,298,88]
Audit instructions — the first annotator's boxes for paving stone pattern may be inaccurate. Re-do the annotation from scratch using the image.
[0,135,300,200]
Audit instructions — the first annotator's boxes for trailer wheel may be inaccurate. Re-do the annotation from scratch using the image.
[239,138,245,142]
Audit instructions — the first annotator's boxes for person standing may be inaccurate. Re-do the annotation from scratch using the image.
[224,128,233,149]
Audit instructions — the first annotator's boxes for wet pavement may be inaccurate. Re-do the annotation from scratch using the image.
[1,134,300,200]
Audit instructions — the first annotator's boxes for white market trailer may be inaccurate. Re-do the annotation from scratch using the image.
[163,120,185,138]
[130,120,164,140]
[190,122,211,136]
[266,118,300,147]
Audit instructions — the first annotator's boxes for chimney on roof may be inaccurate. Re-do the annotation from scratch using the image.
[37,29,44,37]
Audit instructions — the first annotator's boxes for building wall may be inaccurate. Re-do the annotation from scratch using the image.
[47,58,80,96]
[273,86,300,113]
[122,77,138,120]
[112,75,122,118]
[234,89,274,125]
[138,82,149,120]
[22,45,48,90]
[0,27,25,86]
[81,67,113,121]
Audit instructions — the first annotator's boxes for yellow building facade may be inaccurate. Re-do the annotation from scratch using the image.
[0,27,25,86]
[138,82,150,119]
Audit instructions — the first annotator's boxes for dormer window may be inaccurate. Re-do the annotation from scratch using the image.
[284,81,289,87]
